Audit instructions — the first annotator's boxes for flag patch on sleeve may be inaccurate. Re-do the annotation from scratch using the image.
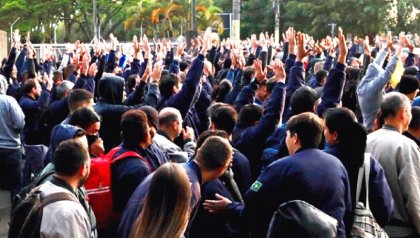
[250,181,262,192]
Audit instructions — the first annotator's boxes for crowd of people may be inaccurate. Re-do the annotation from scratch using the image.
[0,24,419,238]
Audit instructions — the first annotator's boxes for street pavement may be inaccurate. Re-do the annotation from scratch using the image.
[0,190,10,238]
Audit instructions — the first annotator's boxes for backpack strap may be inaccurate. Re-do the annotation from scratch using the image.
[41,192,79,207]
[110,149,152,173]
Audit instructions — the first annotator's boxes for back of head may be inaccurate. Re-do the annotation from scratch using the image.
[290,86,319,115]
[195,130,229,154]
[195,136,232,171]
[398,75,419,96]
[313,61,325,74]
[211,79,232,102]
[69,107,101,131]
[56,80,74,99]
[50,124,86,157]
[121,109,149,148]
[286,112,323,149]
[315,70,328,84]
[403,66,419,77]
[98,75,124,104]
[210,105,238,135]
[159,74,179,98]
[139,106,159,130]
[159,107,181,127]
[68,89,93,113]
[409,106,420,130]
[324,108,366,166]
[242,66,255,85]
[53,140,89,177]
[130,163,191,238]
[380,92,411,120]
[52,70,63,83]
[237,104,263,128]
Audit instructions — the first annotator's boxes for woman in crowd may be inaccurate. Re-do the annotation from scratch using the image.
[129,163,191,238]
[323,107,394,235]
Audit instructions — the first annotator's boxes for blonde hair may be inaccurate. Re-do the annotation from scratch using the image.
[129,163,191,238]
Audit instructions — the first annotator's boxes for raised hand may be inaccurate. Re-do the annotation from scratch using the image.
[296,31,311,61]
[272,59,286,83]
[253,59,267,83]
[287,27,296,55]
[143,34,150,59]
[337,27,348,64]
[363,35,370,55]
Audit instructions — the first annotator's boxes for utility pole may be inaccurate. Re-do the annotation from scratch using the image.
[191,0,197,31]
[274,0,280,44]
[93,0,98,40]
[232,0,240,41]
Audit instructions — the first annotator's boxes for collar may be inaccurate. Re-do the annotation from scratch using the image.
[157,130,171,141]
[382,124,400,132]
[51,175,76,194]
[187,160,202,185]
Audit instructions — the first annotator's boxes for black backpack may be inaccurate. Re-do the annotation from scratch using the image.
[267,200,338,238]
[12,169,55,211]
[8,186,78,238]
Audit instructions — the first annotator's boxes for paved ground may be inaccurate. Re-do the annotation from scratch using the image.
[0,190,11,238]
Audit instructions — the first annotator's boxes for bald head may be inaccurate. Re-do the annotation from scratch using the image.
[159,107,182,127]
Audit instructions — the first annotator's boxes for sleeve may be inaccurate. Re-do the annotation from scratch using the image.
[323,55,334,72]
[105,50,116,73]
[10,98,25,130]
[281,42,289,64]
[399,144,420,233]
[286,61,305,99]
[15,47,27,75]
[233,81,258,112]
[124,81,146,106]
[130,58,142,76]
[3,47,17,80]
[316,62,346,116]
[404,53,415,68]
[142,83,160,108]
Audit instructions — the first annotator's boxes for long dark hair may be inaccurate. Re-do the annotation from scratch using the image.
[324,108,367,168]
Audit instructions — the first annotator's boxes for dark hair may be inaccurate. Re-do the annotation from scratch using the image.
[159,74,179,98]
[398,75,419,95]
[237,104,263,128]
[121,109,149,148]
[242,66,255,85]
[126,74,138,89]
[409,106,420,130]
[196,130,229,152]
[266,78,277,93]
[210,105,238,135]
[290,86,319,115]
[380,92,411,119]
[286,112,323,149]
[324,108,366,167]
[196,136,232,170]
[68,89,93,112]
[21,79,37,94]
[53,140,89,176]
[69,107,101,130]
[52,70,63,83]
[315,70,328,84]
[211,79,232,102]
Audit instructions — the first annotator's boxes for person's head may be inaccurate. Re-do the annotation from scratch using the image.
[285,112,323,155]
[121,109,152,149]
[56,80,74,99]
[52,70,63,84]
[159,74,181,98]
[209,105,238,136]
[349,57,361,68]
[98,75,125,104]
[11,65,17,79]
[237,104,263,128]
[68,89,94,114]
[180,61,190,73]
[194,136,233,182]
[130,163,191,238]
[403,66,419,77]
[407,106,420,138]
[398,75,419,100]
[324,108,367,166]
[381,92,412,132]
[53,140,90,187]
[158,107,183,141]
[211,79,232,102]
[69,107,101,147]
[126,74,140,90]
[315,70,328,86]
[195,130,229,155]
[255,80,269,102]
[313,61,325,74]
[290,86,320,115]
[139,106,159,140]
[241,66,255,85]
[22,79,41,99]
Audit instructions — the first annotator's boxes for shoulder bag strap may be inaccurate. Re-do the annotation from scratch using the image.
[364,153,371,210]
